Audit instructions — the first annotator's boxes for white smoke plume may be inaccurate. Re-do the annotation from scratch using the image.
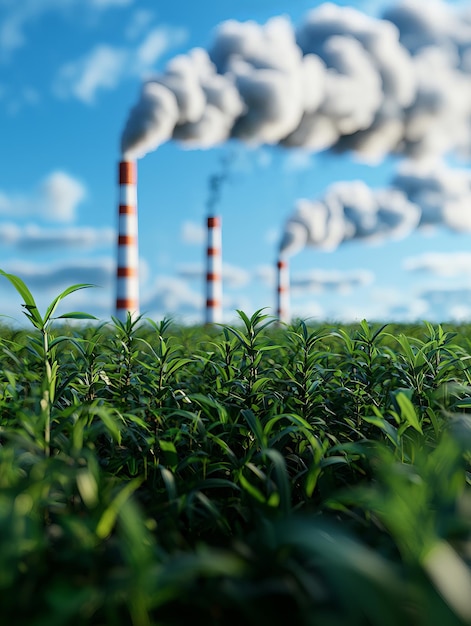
[121,0,471,162]
[280,159,471,256]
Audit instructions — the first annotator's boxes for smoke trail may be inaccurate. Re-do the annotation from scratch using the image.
[206,153,233,214]
[121,0,471,162]
[280,160,471,256]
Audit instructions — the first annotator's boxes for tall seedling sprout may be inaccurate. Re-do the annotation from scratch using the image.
[0,270,97,456]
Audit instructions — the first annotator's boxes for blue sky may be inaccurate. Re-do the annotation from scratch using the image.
[1,0,471,326]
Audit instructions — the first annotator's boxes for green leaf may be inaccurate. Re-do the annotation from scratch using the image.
[238,472,266,504]
[241,408,266,448]
[90,406,123,443]
[96,478,142,539]
[395,391,423,434]
[262,448,291,514]
[0,270,43,328]
[44,284,95,325]
[160,466,178,501]
[159,439,178,470]
[305,462,322,498]
[56,311,98,320]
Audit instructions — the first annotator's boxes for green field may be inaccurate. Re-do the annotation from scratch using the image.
[2,274,471,625]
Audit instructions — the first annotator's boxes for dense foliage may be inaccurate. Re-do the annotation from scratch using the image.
[2,274,471,625]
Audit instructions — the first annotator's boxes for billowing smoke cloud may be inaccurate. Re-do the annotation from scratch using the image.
[280,178,421,256]
[280,159,471,256]
[391,159,471,232]
[121,0,471,162]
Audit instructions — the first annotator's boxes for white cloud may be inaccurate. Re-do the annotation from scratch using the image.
[181,220,205,245]
[53,26,188,104]
[282,149,314,172]
[403,251,471,277]
[135,27,187,70]
[255,264,374,293]
[255,264,277,288]
[265,227,280,245]
[413,287,471,321]
[0,0,133,61]
[125,9,154,41]
[222,263,251,288]
[0,171,86,222]
[142,275,203,320]
[0,257,114,290]
[177,262,251,288]
[39,172,87,221]
[365,287,429,322]
[53,45,127,104]
[290,300,325,322]
[291,269,374,294]
[89,0,134,7]
[0,222,114,250]
[0,263,114,324]
[0,0,68,59]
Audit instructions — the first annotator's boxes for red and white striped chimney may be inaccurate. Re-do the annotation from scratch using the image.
[205,215,222,324]
[276,256,290,324]
[116,160,139,322]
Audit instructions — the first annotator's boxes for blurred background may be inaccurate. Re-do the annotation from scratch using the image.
[1,0,471,325]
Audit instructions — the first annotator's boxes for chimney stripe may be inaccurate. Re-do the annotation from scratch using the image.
[206,299,221,308]
[116,160,139,322]
[206,272,221,281]
[206,214,222,324]
[116,298,138,310]
[207,247,220,257]
[119,204,136,215]
[118,234,136,246]
[119,161,136,185]
[207,216,221,228]
[118,267,137,277]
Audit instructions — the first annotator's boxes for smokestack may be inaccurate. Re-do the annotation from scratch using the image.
[116,160,139,322]
[205,215,222,324]
[276,256,290,324]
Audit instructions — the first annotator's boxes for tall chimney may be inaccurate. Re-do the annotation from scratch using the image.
[276,256,290,324]
[116,160,139,322]
[205,215,222,324]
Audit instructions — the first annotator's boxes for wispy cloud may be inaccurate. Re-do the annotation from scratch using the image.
[125,9,154,41]
[0,0,135,61]
[0,0,67,60]
[89,0,134,7]
[416,287,471,321]
[135,27,186,70]
[53,25,187,104]
[291,269,375,294]
[282,149,314,172]
[0,171,86,222]
[142,275,203,319]
[1,257,114,290]
[290,300,325,322]
[180,220,206,245]
[178,262,251,288]
[53,45,128,104]
[0,222,114,250]
[255,264,374,293]
[403,251,471,277]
